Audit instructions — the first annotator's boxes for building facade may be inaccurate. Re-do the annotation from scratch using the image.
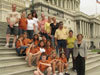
[0,0,100,49]
[23,0,100,49]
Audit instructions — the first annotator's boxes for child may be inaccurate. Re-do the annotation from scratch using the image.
[27,13,36,39]
[42,35,47,44]
[23,32,32,47]
[16,35,24,56]
[33,53,52,75]
[45,40,54,56]
[59,53,70,75]
[26,40,45,67]
[32,34,39,46]
[48,51,62,75]
[19,11,27,35]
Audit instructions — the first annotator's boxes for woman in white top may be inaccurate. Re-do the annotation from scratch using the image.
[27,13,35,39]
[32,11,39,34]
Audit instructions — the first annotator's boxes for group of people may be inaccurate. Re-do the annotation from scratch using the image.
[5,4,87,75]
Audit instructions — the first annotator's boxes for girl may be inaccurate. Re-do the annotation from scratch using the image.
[27,14,35,39]
[45,40,54,56]
[32,34,39,46]
[59,53,70,75]
[19,11,27,35]
[16,35,24,56]
[48,51,62,75]
[26,40,46,67]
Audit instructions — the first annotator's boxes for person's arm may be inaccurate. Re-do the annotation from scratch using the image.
[73,42,76,59]
[40,62,51,67]
[84,41,87,59]
[19,39,23,46]
[54,31,58,46]
[26,44,33,55]
[32,51,41,56]
[33,24,36,32]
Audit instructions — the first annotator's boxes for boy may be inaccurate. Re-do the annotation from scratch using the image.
[33,53,52,75]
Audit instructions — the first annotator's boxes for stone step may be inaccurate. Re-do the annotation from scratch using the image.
[0,52,17,57]
[86,65,100,75]
[0,56,25,61]
[0,64,36,75]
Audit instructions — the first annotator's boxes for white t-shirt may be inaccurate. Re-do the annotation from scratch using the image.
[7,11,20,26]
[27,19,35,30]
[33,18,39,30]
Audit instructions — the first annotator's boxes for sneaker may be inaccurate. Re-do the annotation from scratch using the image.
[5,43,9,48]
[53,73,57,75]
[65,73,70,75]
[59,73,63,75]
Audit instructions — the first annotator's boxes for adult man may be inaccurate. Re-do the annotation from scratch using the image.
[5,4,20,48]
[55,21,69,55]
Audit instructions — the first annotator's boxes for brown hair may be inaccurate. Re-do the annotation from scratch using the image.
[77,34,84,38]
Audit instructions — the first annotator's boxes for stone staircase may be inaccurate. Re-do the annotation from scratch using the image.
[0,37,100,75]
[0,22,8,37]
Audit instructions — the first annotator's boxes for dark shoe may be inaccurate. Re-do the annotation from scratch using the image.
[65,73,70,75]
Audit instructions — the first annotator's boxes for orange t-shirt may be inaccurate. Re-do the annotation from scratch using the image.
[26,47,40,54]
[59,57,67,63]
[23,38,32,45]
[34,40,39,46]
[38,60,49,72]
[45,48,53,55]
[16,40,23,48]
[19,17,27,30]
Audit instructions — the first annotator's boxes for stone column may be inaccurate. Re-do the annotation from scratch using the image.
[56,0,59,6]
[93,23,96,38]
[82,21,84,35]
[88,23,90,38]
[60,0,63,8]
[80,21,82,34]
[84,22,87,38]
[64,0,67,9]
[52,0,55,5]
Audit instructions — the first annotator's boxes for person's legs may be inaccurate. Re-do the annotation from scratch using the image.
[71,48,76,70]
[5,26,11,47]
[12,35,17,47]
[57,62,62,73]
[28,30,33,39]
[67,48,71,61]
[28,53,33,67]
[5,34,10,47]
[36,54,41,65]
[12,26,18,48]
[76,55,80,75]
[47,67,52,75]
[80,57,85,75]
[52,62,56,74]
[33,71,40,75]
[61,63,64,72]
[51,35,55,47]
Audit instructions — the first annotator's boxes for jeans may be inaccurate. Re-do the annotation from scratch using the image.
[27,30,34,39]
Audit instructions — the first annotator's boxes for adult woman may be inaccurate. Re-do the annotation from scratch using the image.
[73,34,87,75]
[50,17,59,46]
[32,11,39,33]
[67,30,76,70]
[27,14,35,39]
